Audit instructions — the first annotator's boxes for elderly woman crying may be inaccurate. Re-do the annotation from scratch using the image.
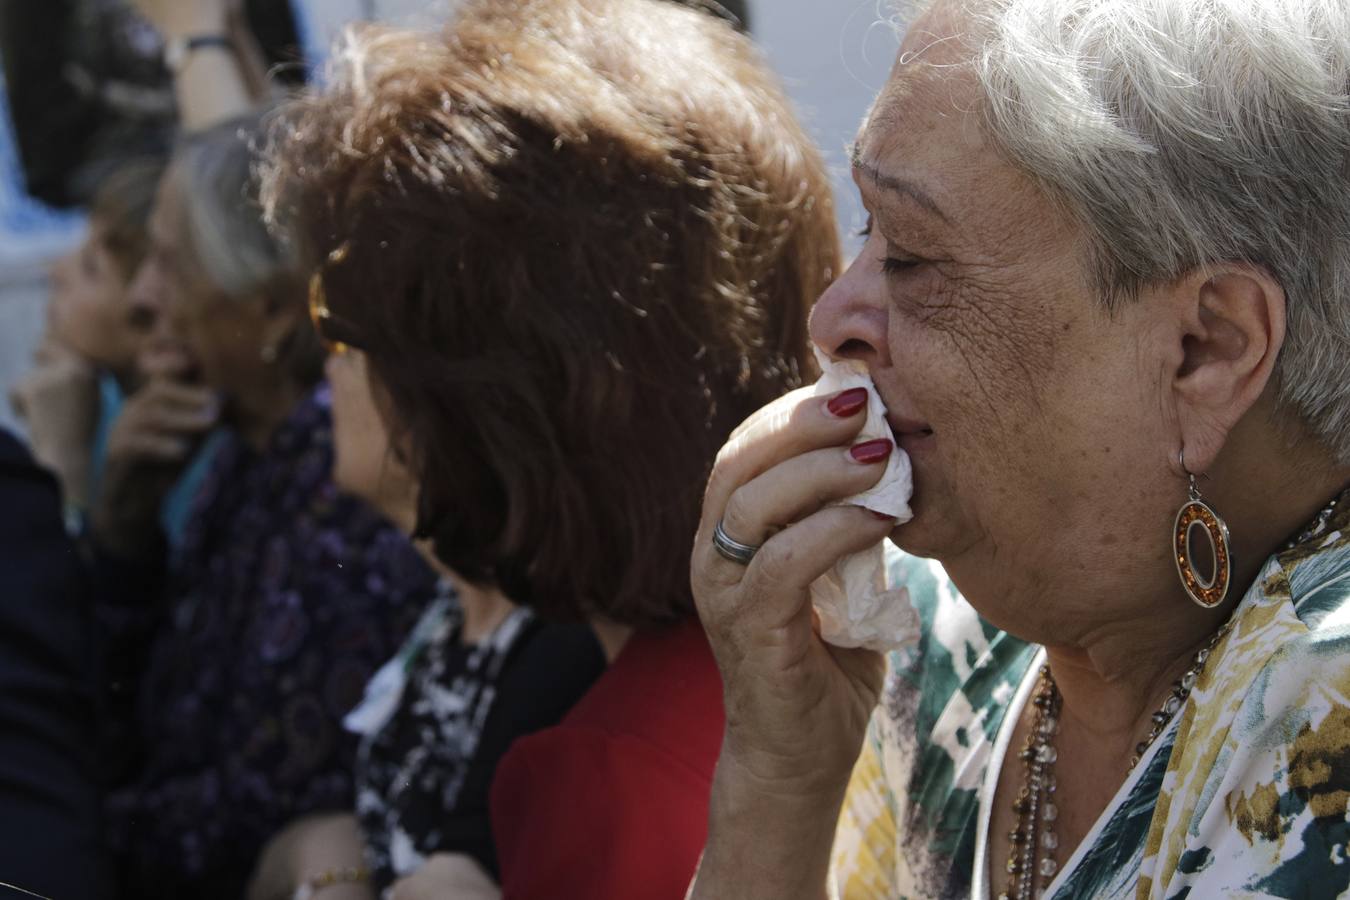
[688,0,1350,898]
[92,116,435,900]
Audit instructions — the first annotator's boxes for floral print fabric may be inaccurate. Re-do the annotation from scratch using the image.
[349,582,607,893]
[353,592,535,891]
[831,492,1350,899]
[101,384,435,900]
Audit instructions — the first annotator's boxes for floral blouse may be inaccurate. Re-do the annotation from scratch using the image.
[831,490,1350,899]
[349,581,605,894]
[99,384,435,900]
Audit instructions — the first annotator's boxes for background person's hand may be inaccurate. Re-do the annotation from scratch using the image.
[129,0,266,130]
[389,854,501,900]
[10,340,100,509]
[246,814,373,900]
[90,345,218,560]
[129,0,230,40]
[688,385,897,899]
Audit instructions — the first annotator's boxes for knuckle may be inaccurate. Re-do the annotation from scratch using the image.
[748,542,791,587]
[706,449,738,495]
[692,548,743,600]
[719,491,760,544]
[703,448,750,522]
[710,432,754,493]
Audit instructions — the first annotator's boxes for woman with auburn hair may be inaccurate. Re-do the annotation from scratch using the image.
[254,0,839,897]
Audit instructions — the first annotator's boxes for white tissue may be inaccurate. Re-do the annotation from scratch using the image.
[809,349,921,653]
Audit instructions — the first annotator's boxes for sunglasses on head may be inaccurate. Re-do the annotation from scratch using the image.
[308,243,354,356]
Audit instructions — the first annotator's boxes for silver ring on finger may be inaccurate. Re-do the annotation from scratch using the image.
[712,517,761,565]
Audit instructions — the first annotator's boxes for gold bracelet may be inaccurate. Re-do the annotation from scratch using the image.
[292,867,371,900]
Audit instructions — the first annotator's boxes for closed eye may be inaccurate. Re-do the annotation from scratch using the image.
[858,213,928,276]
[880,256,923,276]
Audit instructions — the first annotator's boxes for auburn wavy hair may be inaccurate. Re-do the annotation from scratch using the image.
[261,0,839,627]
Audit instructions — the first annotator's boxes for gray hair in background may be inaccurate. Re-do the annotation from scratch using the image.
[170,113,300,304]
[953,0,1350,462]
[169,113,322,385]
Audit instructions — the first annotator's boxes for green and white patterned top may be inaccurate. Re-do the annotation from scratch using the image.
[831,495,1350,899]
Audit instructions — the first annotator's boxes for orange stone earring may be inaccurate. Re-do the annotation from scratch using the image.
[1174,449,1232,609]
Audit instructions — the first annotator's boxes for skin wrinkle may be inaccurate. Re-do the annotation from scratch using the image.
[819,0,1244,754]
[858,166,1067,430]
[940,267,1057,397]
[849,144,949,222]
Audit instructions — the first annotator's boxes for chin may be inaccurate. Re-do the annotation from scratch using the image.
[886,519,944,561]
[884,487,961,562]
[331,464,365,501]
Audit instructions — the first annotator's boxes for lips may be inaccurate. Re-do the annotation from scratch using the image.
[870,379,932,443]
[887,414,933,441]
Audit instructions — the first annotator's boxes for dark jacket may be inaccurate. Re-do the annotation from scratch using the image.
[0,429,109,899]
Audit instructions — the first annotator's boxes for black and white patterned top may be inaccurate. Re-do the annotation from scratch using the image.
[347,581,605,893]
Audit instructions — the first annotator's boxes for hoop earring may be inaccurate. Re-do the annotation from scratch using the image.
[1173,449,1232,609]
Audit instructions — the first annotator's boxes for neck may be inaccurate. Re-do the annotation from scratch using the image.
[231,376,305,452]
[1049,448,1350,764]
[590,617,634,664]
[440,568,515,644]
[1042,593,1227,772]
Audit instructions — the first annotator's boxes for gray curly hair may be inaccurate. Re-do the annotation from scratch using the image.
[898,0,1350,461]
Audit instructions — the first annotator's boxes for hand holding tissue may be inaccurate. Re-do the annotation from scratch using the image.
[809,350,921,652]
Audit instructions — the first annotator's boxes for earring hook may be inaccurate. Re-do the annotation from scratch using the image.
[1180,448,1200,500]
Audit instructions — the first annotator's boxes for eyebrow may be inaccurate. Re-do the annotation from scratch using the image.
[849,142,949,222]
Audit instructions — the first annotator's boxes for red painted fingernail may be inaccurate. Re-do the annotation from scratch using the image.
[826,387,869,418]
[869,510,896,521]
[849,438,893,464]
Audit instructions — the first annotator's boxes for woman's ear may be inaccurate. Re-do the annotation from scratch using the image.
[1171,264,1286,473]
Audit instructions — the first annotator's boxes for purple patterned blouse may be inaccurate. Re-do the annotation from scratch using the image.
[100,384,435,900]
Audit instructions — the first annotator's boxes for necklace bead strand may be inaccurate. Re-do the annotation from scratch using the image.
[1002,667,1061,900]
[1003,627,1227,899]
[996,489,1345,898]
[1128,623,1231,769]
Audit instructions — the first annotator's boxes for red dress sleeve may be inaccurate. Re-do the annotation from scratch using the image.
[491,725,712,900]
[491,619,724,899]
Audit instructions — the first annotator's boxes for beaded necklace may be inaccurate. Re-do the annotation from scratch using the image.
[1000,489,1345,900]
[997,625,1231,900]
[1000,666,1061,900]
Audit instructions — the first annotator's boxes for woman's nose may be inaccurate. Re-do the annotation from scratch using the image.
[807,251,891,367]
[127,260,160,315]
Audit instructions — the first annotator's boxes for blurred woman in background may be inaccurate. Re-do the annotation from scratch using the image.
[13,157,225,544]
[248,341,609,900]
[12,159,163,517]
[93,114,435,900]
[257,1,839,896]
